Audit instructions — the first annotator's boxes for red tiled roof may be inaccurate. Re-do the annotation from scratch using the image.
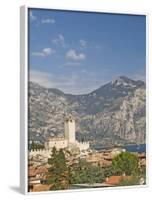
[28,166,48,177]
[104,176,132,185]
[35,166,48,174]
[32,184,51,192]
[28,166,36,177]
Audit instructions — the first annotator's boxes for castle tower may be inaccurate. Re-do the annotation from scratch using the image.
[64,115,75,144]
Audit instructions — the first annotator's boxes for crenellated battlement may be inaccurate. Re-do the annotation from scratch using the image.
[29,114,90,158]
[76,141,90,151]
[29,149,52,157]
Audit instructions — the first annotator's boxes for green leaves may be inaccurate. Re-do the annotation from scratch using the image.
[70,159,104,184]
[46,148,143,190]
[112,152,139,176]
[118,176,140,186]
[47,147,69,190]
[29,140,44,150]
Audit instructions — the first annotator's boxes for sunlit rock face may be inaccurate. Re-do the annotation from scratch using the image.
[28,76,146,147]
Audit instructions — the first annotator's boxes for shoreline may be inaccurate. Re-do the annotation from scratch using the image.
[93,143,146,153]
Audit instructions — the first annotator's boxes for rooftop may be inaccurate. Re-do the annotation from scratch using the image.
[28,165,48,177]
[103,175,133,185]
[32,184,51,192]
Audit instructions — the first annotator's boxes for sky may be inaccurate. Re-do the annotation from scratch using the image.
[28,8,146,94]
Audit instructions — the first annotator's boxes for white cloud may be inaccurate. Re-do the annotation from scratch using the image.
[61,62,81,67]
[131,73,146,82]
[30,70,77,90]
[66,49,86,61]
[41,18,55,24]
[43,48,55,55]
[29,70,103,95]
[32,48,55,57]
[30,11,37,21]
[80,39,87,49]
[52,34,65,47]
[32,52,44,57]
[30,70,51,87]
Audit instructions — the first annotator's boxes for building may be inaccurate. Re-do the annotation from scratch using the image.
[44,115,89,151]
[138,152,146,168]
[29,115,90,158]
[83,148,126,167]
[102,175,133,186]
[28,163,49,192]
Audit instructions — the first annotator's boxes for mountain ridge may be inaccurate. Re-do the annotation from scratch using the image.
[28,76,146,148]
[29,75,145,96]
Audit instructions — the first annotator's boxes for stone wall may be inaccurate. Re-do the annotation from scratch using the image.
[76,141,90,151]
[29,149,52,157]
[45,139,68,150]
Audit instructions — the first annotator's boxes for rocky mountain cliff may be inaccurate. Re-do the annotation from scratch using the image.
[28,76,146,148]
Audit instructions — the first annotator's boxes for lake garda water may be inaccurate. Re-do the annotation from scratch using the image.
[123,144,146,153]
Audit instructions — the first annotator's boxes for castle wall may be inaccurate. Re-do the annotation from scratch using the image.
[29,115,90,159]
[45,139,68,150]
[28,142,90,165]
[76,141,90,151]
[29,149,52,158]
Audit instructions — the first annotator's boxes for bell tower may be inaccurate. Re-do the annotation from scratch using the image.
[64,115,75,144]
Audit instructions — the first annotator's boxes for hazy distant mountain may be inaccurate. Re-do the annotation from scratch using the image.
[28,76,146,148]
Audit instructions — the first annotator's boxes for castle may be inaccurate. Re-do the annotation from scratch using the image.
[29,115,90,157]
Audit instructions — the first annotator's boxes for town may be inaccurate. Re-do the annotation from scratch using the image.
[28,115,146,192]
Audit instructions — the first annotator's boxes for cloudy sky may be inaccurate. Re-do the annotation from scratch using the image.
[29,8,146,94]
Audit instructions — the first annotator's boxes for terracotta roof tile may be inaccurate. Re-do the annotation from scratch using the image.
[33,184,51,192]
[28,166,48,177]
[35,166,48,174]
[104,176,132,185]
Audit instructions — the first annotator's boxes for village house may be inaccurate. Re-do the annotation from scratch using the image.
[102,175,133,186]
[138,152,146,168]
[28,162,48,192]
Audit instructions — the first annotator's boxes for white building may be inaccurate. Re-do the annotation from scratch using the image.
[45,115,89,151]
[29,115,90,157]
[64,115,76,144]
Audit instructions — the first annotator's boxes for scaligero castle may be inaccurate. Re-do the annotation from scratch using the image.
[29,115,90,158]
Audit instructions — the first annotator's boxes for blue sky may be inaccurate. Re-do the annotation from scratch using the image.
[29,8,146,94]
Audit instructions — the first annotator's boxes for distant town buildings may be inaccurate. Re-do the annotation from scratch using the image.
[28,162,49,192]
[28,115,146,192]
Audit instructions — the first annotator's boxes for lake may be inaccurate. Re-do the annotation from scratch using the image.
[123,144,146,153]
[94,144,146,153]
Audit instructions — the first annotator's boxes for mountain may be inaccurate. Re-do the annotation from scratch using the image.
[28,76,146,148]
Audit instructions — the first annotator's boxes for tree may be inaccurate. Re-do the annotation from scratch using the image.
[112,152,139,176]
[47,147,69,190]
[30,141,44,150]
[48,146,58,165]
[70,159,104,185]
[117,176,141,186]
[103,165,114,178]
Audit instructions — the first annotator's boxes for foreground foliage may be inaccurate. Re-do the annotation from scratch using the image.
[46,148,145,190]
[47,147,69,190]
[112,152,139,176]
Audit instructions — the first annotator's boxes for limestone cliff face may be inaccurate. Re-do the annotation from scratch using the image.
[28,76,146,147]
